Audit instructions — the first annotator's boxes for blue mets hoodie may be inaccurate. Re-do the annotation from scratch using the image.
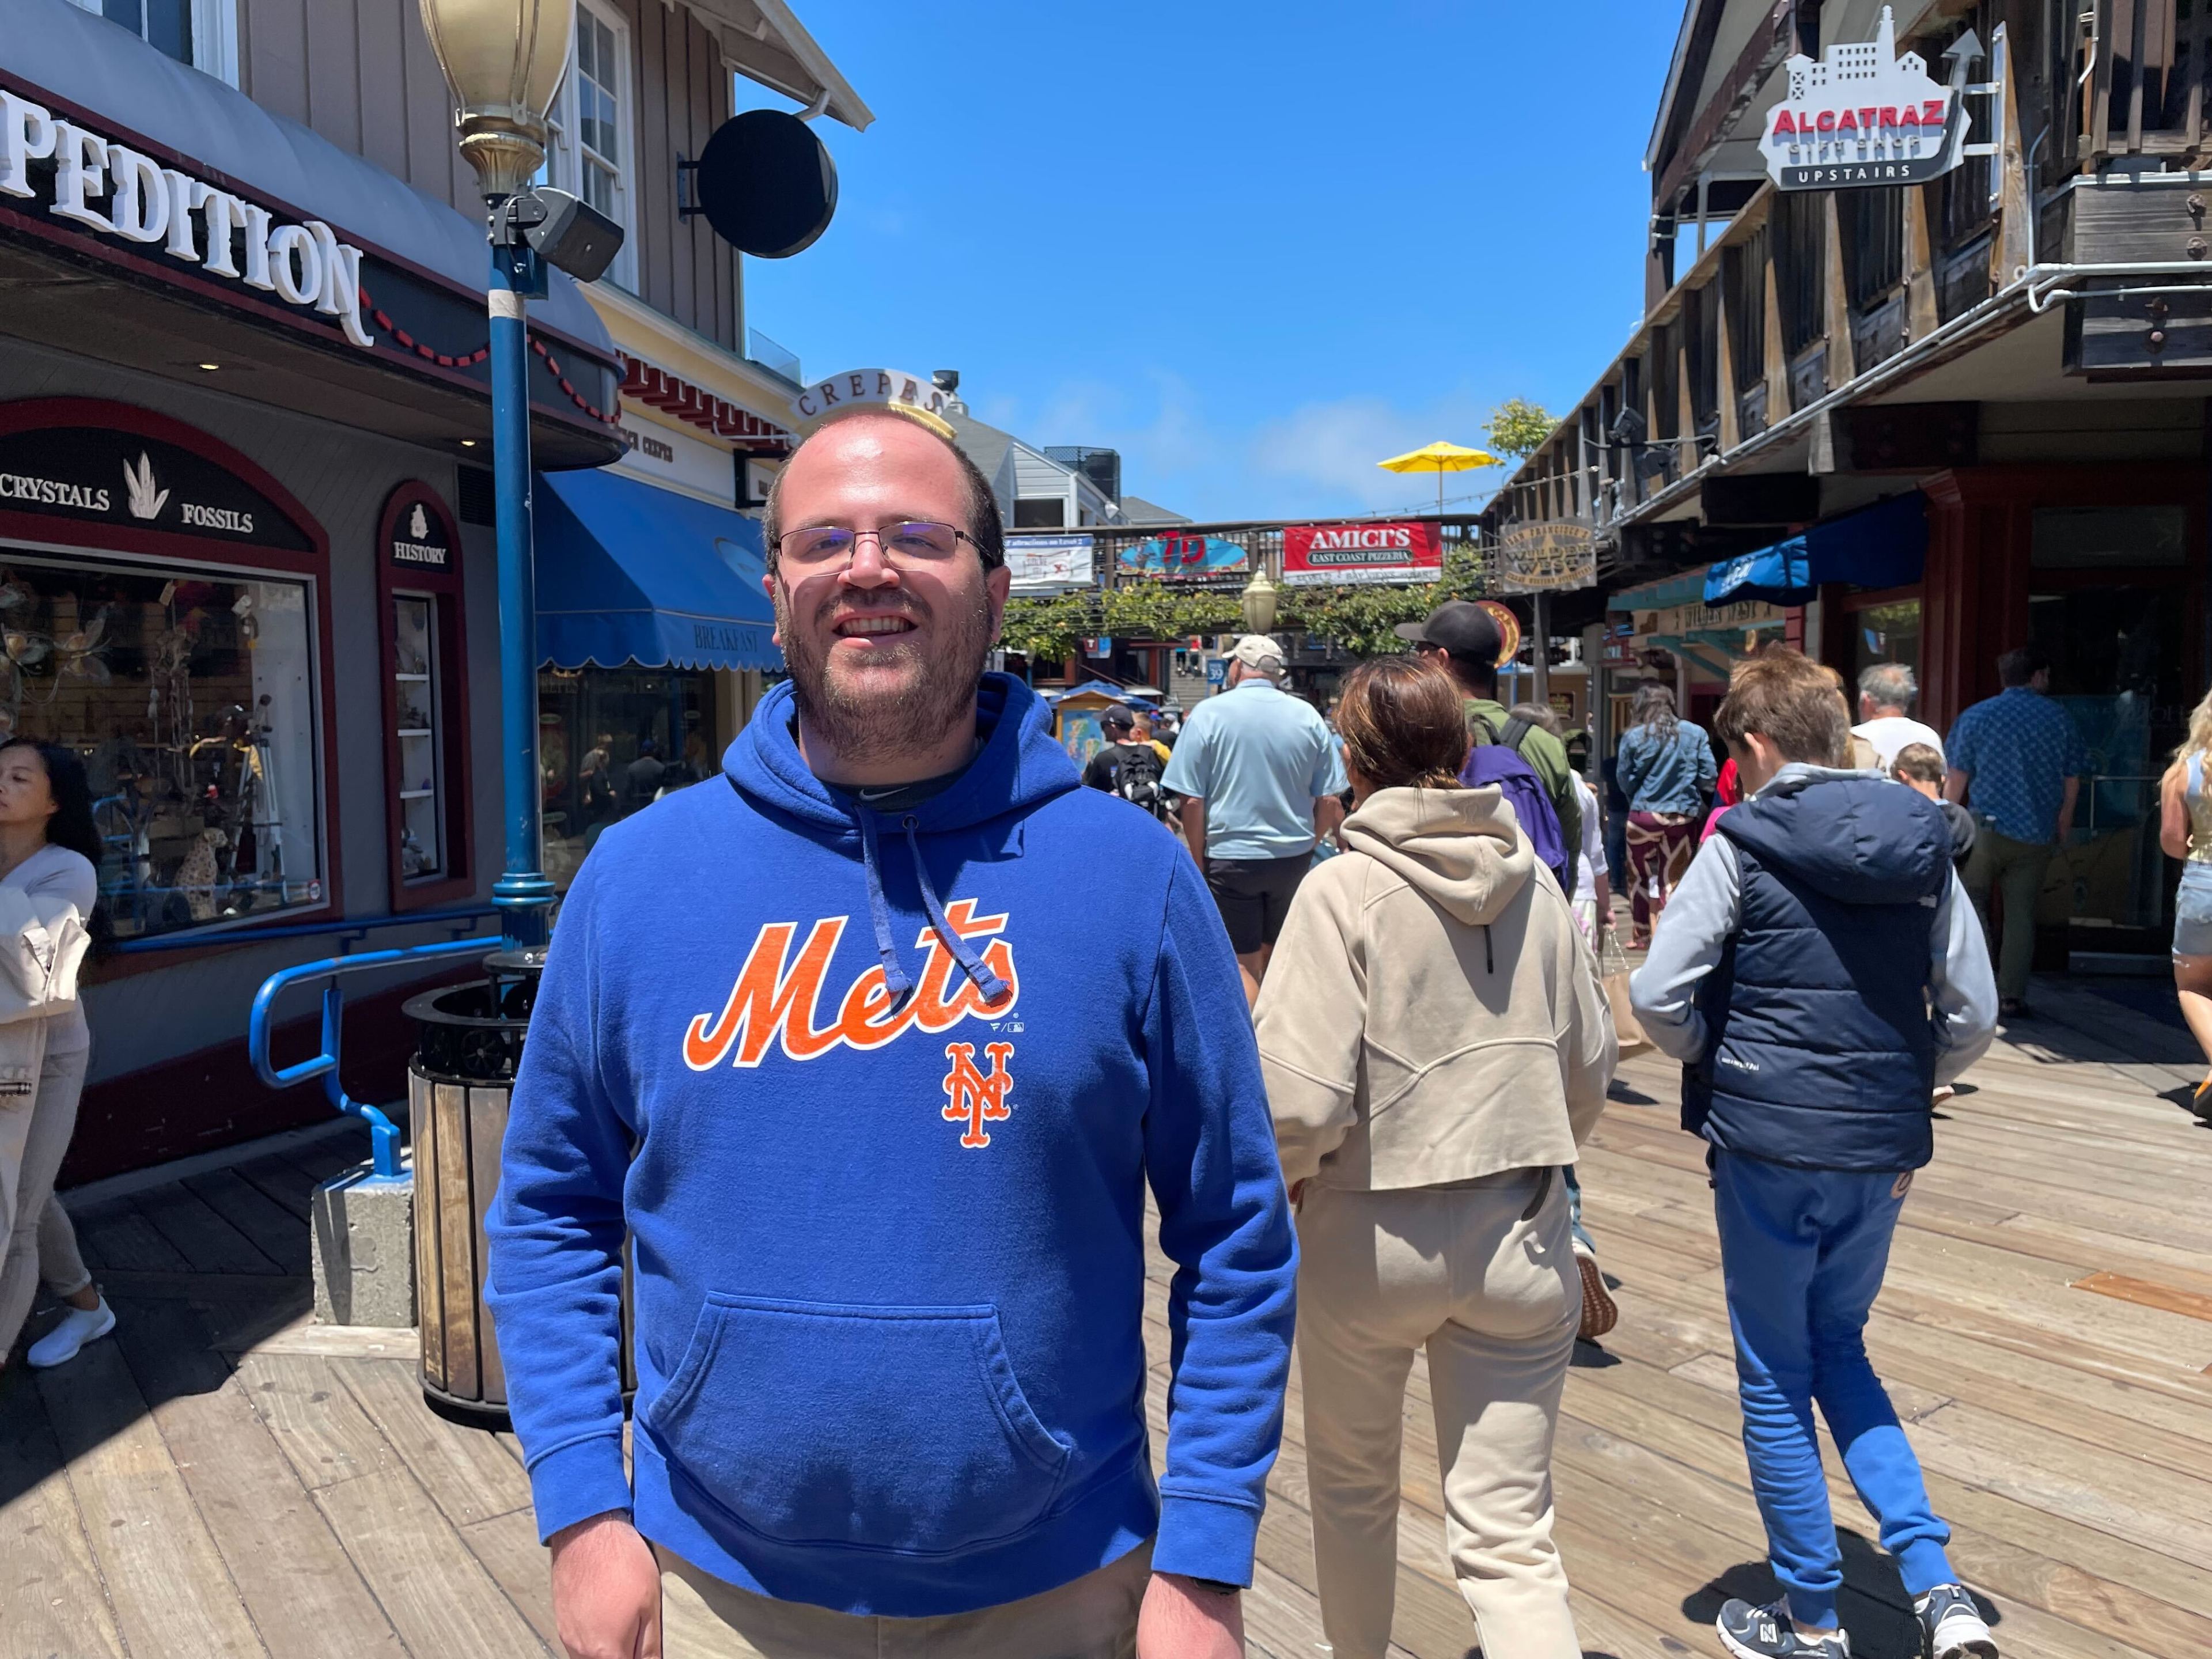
[486,673,1297,1616]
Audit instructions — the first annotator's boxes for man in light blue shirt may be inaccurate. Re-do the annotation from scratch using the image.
[1162,635,1348,1005]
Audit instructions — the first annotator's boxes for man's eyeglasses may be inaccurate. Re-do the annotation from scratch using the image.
[775,521,982,570]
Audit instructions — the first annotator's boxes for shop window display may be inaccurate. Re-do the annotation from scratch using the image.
[538,666,715,891]
[393,594,444,881]
[0,554,320,938]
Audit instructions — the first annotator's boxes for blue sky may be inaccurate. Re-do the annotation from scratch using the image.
[740,3,1682,524]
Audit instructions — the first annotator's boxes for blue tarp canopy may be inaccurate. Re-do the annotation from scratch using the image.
[1703,492,1927,605]
[535,469,782,672]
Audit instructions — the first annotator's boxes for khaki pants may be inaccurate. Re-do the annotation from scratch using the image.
[654,1539,1150,1658]
[1963,827,2054,1001]
[0,1037,91,1360]
[1296,1175,1581,1659]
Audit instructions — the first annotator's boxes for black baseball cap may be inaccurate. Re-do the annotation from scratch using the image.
[1101,705,1135,732]
[1395,600,1502,665]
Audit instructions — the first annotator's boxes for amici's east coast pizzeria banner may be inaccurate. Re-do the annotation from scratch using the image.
[1281,521,1442,587]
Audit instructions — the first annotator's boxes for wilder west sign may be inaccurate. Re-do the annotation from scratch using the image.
[1758,7,1968,191]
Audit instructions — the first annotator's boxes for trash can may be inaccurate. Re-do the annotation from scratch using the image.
[406,973,635,1429]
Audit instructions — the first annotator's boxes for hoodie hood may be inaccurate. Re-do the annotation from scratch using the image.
[1719,764,1949,907]
[725,671,1080,836]
[723,672,1082,1005]
[1338,785,1534,925]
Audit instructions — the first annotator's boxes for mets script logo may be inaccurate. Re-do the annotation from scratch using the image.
[942,1041,1015,1148]
[683,899,1018,1070]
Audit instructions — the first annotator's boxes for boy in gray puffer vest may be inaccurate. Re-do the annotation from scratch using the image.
[1629,648,1999,1659]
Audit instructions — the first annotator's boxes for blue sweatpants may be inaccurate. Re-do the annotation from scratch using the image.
[1710,1150,1956,1630]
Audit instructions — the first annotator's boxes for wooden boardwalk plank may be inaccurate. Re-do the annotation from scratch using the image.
[335,1357,533,1527]
[185,1166,315,1276]
[36,1338,268,1659]
[0,1369,126,1659]
[110,1298,407,1659]
[235,1350,405,1490]
[312,1465,554,1659]
[134,1179,288,1276]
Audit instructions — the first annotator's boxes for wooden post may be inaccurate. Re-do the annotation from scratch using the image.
[1763,250,1791,415]
[1991,22,2032,289]
[1716,283,1734,456]
[1823,192,1857,390]
[1906,187,1940,343]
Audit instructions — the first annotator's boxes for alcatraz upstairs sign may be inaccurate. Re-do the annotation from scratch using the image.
[1758,7,1971,191]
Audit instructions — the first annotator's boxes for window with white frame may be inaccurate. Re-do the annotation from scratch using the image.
[541,0,637,289]
[67,0,239,86]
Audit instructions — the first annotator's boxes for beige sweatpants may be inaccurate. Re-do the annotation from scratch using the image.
[1296,1173,1582,1659]
[654,1538,1150,1658]
[0,1035,90,1361]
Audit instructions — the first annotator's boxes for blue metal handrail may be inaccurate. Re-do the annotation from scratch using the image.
[119,903,499,953]
[248,935,497,1179]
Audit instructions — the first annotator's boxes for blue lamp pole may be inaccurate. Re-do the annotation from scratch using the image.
[415,0,583,965]
[486,238,553,959]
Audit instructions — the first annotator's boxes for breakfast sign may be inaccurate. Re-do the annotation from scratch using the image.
[1758,7,1971,191]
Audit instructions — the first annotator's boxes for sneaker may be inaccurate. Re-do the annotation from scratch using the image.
[26,1296,115,1369]
[1573,1240,1618,1341]
[1915,1584,1997,1658]
[1716,1599,1850,1658]
[1998,998,2031,1021]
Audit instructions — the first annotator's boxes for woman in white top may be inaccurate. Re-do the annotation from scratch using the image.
[0,739,109,1370]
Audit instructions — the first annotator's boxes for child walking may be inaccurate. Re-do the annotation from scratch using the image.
[1629,648,2000,1659]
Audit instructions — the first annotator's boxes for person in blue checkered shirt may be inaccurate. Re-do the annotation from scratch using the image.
[1942,646,2088,1018]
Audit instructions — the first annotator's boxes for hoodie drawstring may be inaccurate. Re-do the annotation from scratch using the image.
[856,809,915,1006]
[902,816,1010,1004]
[1483,924,1494,975]
[854,806,1010,1009]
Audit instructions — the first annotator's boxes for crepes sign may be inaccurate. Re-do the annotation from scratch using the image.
[1758,7,1969,191]
[1281,521,1441,587]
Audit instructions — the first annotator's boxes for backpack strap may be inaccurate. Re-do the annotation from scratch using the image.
[1469,711,1500,746]
[1499,715,1533,752]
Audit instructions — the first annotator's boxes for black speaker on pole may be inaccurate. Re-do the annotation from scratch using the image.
[683,108,838,259]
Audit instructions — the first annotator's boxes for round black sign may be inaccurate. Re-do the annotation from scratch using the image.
[695,109,839,259]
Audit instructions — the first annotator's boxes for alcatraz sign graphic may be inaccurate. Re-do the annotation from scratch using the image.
[1758,7,1969,191]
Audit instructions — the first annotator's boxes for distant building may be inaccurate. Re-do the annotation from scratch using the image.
[945,406,1184,530]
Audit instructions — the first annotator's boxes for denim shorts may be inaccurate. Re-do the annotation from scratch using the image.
[2175,863,2212,959]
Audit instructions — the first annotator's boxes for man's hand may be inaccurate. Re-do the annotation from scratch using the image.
[549,1512,660,1659]
[1137,1573,1244,1659]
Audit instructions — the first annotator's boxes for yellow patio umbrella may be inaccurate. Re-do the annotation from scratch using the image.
[1377,439,1498,515]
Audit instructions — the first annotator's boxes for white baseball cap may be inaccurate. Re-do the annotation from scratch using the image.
[1228,634,1285,672]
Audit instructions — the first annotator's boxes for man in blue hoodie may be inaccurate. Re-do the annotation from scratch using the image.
[488,406,1297,1659]
[1629,648,1998,1659]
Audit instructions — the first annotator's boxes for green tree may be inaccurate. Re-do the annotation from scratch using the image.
[1483,398,1555,461]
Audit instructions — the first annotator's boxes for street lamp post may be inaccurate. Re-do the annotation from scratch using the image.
[417,1,577,965]
[1240,566,1278,637]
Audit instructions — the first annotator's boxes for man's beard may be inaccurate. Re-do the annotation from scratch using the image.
[774,578,996,768]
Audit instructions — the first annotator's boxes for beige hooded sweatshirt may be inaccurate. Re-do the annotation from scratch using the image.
[1255,785,1615,1191]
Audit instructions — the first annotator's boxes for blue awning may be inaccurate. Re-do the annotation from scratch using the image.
[1704,493,1927,605]
[1610,567,1713,611]
[535,470,782,672]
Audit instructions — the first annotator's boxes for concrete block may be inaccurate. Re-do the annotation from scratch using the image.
[312,1163,416,1328]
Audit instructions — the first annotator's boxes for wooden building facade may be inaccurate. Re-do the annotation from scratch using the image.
[1498,0,2212,961]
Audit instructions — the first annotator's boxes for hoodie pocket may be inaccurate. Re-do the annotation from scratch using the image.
[643,1294,1071,1555]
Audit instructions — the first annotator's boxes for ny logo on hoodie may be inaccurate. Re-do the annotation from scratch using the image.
[682,899,1018,1071]
[941,1041,1015,1148]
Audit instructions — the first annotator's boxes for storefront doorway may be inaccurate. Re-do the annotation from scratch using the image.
[1923,468,2205,963]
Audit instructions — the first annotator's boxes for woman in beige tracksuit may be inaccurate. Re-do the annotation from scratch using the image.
[1255,656,1615,1659]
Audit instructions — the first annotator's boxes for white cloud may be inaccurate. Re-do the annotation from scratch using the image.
[1248,395,1506,517]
